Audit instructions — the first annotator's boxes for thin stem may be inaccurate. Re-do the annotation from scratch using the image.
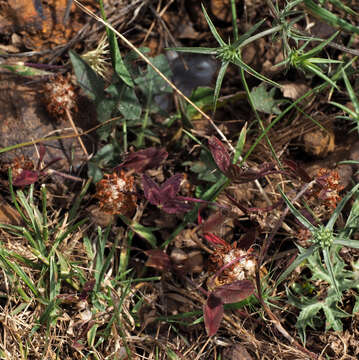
[230,0,239,42]
[65,108,89,159]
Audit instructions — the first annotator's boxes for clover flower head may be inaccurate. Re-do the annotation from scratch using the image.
[95,170,137,216]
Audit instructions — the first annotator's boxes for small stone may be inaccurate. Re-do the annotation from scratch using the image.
[303,127,335,157]
[170,248,188,264]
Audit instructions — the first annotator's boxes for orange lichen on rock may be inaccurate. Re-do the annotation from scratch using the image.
[1,0,97,50]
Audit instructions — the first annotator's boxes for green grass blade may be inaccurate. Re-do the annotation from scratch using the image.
[0,247,39,296]
[304,62,339,90]
[41,185,48,244]
[328,0,358,16]
[342,68,359,116]
[328,101,357,118]
[304,0,359,35]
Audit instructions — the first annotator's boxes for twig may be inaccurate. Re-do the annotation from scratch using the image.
[65,108,89,159]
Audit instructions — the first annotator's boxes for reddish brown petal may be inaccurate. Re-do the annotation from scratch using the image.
[213,280,255,304]
[116,147,168,173]
[145,249,172,271]
[204,233,228,246]
[204,293,224,336]
[208,136,231,173]
[13,170,39,186]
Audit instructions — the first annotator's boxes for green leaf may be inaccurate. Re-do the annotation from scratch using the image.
[99,0,133,87]
[278,187,317,232]
[322,248,340,297]
[213,61,229,114]
[185,87,214,119]
[322,303,346,332]
[250,84,281,114]
[304,62,339,90]
[326,183,359,230]
[119,216,157,248]
[69,50,105,101]
[299,31,340,60]
[201,4,226,46]
[167,47,217,55]
[116,85,142,120]
[233,123,247,163]
[235,19,266,47]
[276,245,318,286]
[135,54,172,109]
[334,238,359,249]
[231,56,281,88]
[87,324,99,347]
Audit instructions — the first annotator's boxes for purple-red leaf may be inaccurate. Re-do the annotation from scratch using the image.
[204,293,224,336]
[116,147,168,173]
[142,174,193,214]
[284,159,311,182]
[208,136,231,173]
[13,170,39,186]
[229,163,277,184]
[79,279,95,300]
[145,249,172,271]
[213,280,255,304]
[143,174,162,206]
[237,227,256,250]
[159,173,183,201]
[161,199,193,214]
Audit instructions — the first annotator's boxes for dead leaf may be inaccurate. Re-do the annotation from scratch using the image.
[281,81,310,100]
[211,0,232,22]
[0,194,22,225]
[223,344,253,360]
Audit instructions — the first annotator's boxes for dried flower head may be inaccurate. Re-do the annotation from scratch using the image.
[209,242,256,286]
[315,168,344,209]
[95,170,137,216]
[43,74,77,119]
[7,155,34,179]
[81,35,110,79]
